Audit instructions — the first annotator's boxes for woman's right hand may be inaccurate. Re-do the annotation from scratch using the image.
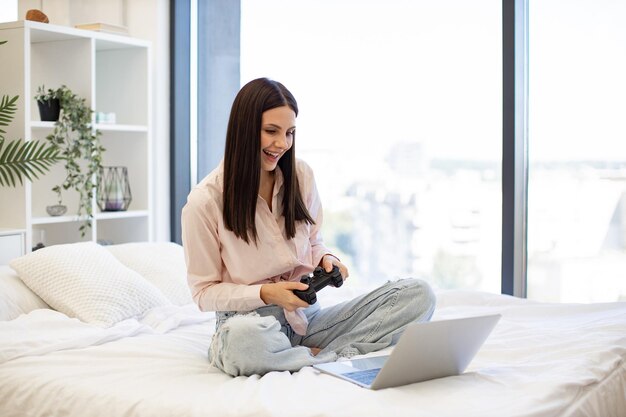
[260,281,311,311]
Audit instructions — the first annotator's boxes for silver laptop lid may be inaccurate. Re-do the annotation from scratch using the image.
[371,314,501,389]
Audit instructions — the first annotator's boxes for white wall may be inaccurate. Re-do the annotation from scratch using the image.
[18,0,171,241]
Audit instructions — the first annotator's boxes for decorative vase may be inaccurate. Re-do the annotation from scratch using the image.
[97,166,132,211]
[37,98,61,121]
[46,204,67,216]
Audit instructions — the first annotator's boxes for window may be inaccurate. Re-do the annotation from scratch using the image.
[242,0,502,291]
[528,0,626,302]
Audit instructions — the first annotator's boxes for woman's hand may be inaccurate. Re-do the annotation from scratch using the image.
[320,254,349,280]
[260,281,311,311]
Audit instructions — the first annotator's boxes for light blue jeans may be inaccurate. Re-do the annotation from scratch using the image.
[208,278,436,377]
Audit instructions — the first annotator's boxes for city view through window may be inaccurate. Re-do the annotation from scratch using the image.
[242,0,503,293]
[243,1,626,301]
[528,0,626,302]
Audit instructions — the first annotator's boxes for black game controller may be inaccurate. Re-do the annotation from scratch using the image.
[293,265,343,305]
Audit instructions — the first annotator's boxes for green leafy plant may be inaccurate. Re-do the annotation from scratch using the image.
[0,42,61,188]
[35,85,58,102]
[35,85,105,236]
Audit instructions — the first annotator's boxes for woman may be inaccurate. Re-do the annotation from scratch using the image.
[182,78,436,377]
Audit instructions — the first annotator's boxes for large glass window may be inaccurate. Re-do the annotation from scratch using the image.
[528,0,626,302]
[242,0,502,292]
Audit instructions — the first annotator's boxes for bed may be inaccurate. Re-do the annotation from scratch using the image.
[1,242,625,417]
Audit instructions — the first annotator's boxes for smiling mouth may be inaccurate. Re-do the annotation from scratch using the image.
[263,149,281,159]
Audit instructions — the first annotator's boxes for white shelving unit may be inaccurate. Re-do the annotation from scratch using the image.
[0,20,153,252]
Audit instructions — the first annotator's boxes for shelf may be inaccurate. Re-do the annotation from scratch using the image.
[30,122,148,133]
[95,123,148,132]
[95,210,149,220]
[30,121,56,129]
[32,210,149,225]
[31,215,83,225]
[0,21,149,49]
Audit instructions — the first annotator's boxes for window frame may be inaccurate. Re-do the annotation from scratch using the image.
[502,0,529,297]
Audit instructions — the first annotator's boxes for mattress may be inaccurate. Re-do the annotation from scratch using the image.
[1,287,625,417]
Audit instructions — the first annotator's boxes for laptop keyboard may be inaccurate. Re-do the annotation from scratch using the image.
[343,368,382,386]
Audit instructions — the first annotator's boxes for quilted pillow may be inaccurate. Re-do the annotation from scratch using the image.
[106,242,193,306]
[10,242,170,327]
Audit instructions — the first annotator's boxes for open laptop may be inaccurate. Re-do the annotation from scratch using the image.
[313,314,501,390]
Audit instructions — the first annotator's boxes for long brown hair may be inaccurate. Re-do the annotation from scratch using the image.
[223,78,314,244]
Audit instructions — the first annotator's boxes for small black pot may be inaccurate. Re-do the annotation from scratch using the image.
[37,98,61,121]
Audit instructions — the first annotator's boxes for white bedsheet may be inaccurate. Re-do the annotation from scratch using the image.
[1,290,625,417]
[0,304,212,364]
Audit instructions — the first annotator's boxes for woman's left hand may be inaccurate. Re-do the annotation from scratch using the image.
[320,254,349,281]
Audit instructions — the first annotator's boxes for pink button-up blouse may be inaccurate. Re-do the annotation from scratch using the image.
[181,159,332,332]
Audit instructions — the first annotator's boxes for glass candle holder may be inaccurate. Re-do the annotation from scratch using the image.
[97,166,132,211]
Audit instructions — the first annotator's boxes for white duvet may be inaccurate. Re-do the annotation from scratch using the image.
[1,290,625,417]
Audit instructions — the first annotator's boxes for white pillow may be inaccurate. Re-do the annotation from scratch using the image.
[10,242,171,327]
[106,242,194,306]
[0,265,50,320]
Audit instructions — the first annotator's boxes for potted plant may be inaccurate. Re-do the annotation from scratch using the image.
[35,85,61,121]
[0,41,60,189]
[34,85,105,236]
